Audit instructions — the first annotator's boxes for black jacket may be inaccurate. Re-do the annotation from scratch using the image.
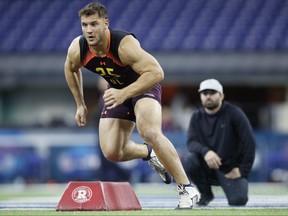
[186,101,256,178]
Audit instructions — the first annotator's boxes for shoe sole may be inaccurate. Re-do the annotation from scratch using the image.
[148,160,172,184]
[161,172,172,184]
[175,206,193,210]
[196,197,213,206]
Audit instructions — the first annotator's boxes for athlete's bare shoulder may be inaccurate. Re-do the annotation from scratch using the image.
[118,35,142,65]
[66,36,82,68]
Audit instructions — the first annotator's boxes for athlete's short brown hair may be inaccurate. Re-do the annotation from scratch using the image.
[78,2,109,19]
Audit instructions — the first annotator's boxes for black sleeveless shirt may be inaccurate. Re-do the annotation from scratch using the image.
[79,29,140,89]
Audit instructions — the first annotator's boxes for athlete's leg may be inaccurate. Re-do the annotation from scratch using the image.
[98,118,149,162]
[134,97,190,184]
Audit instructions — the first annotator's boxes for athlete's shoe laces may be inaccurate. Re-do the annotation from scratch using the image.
[147,149,172,184]
[175,184,201,209]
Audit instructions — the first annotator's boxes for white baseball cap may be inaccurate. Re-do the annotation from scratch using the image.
[198,79,223,93]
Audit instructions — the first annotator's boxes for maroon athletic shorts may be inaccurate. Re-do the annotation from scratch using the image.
[100,83,162,122]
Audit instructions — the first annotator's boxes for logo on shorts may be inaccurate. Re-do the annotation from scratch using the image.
[72,186,93,203]
[144,93,155,98]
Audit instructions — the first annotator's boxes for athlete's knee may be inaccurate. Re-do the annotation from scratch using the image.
[228,195,248,206]
[138,127,160,146]
[102,148,123,162]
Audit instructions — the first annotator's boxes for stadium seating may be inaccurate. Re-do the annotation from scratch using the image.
[0,0,288,52]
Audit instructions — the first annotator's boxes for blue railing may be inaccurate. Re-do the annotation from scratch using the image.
[0,129,287,183]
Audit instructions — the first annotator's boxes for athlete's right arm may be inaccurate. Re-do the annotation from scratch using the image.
[64,36,87,126]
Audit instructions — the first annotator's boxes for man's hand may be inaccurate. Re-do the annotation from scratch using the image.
[103,88,127,109]
[225,167,241,179]
[204,150,222,169]
[75,105,87,126]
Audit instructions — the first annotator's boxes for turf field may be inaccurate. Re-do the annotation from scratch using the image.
[0,182,287,215]
[0,209,288,216]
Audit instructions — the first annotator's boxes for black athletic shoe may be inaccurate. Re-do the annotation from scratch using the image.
[197,193,214,206]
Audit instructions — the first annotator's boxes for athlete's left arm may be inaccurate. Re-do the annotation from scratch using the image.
[118,35,164,99]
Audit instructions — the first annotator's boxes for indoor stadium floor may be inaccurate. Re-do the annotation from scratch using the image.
[0,182,287,210]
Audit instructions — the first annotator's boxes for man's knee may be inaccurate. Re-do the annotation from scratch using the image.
[138,127,160,147]
[216,171,249,206]
[101,144,124,162]
[228,195,248,206]
[103,150,121,162]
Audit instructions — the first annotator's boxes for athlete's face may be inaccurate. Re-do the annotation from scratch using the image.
[200,90,224,112]
[80,14,109,46]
